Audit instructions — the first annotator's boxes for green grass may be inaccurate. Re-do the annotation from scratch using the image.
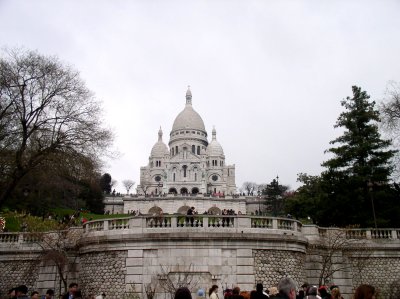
[0,209,131,232]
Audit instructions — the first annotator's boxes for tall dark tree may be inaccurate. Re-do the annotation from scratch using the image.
[262,177,289,216]
[100,173,112,194]
[285,173,327,224]
[0,48,113,207]
[320,86,396,227]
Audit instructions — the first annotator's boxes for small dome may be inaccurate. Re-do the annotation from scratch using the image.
[171,87,206,132]
[206,127,224,157]
[151,127,169,157]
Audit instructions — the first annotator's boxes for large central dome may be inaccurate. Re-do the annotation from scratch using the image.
[171,87,206,132]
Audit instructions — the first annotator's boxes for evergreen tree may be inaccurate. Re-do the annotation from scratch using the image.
[262,177,289,216]
[285,173,327,224]
[320,86,396,227]
[100,173,112,194]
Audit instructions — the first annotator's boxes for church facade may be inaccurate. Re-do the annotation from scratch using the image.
[137,88,236,196]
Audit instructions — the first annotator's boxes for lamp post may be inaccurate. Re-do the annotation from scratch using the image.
[368,180,378,229]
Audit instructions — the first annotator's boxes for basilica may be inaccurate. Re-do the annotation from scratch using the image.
[137,87,237,196]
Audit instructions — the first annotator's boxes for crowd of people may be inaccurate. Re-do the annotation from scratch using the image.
[6,283,106,299]
[6,280,376,299]
[174,279,377,299]
[7,285,54,299]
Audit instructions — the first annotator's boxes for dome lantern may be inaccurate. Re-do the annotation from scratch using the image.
[186,85,192,105]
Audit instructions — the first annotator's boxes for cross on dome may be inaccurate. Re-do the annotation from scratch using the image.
[158,126,163,141]
[186,85,192,105]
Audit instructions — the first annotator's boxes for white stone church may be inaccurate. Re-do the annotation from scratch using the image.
[137,87,236,196]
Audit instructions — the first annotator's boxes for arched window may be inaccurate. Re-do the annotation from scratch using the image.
[197,146,200,155]
[175,146,178,154]
[192,145,195,153]
[172,148,174,155]
[173,173,176,182]
[183,165,187,177]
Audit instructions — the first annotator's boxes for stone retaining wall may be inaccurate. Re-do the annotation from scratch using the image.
[253,250,306,289]
[0,256,40,297]
[79,251,128,298]
[1,220,400,299]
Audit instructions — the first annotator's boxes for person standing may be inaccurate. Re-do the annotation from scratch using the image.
[8,288,17,299]
[353,285,376,299]
[329,286,343,299]
[175,287,192,299]
[209,285,219,299]
[31,292,39,299]
[62,283,78,299]
[44,289,54,299]
[15,285,29,299]
[274,278,297,299]
[250,284,268,299]
[187,207,195,226]
[230,287,245,299]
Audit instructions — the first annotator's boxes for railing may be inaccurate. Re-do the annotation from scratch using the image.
[278,219,294,230]
[106,194,246,200]
[0,233,19,243]
[207,216,235,228]
[0,232,43,244]
[109,219,129,230]
[81,215,302,233]
[371,229,394,239]
[316,227,400,240]
[3,218,400,245]
[86,221,104,232]
[146,216,172,228]
[251,218,272,228]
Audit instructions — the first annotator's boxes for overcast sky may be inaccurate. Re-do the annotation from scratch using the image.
[1,1,400,193]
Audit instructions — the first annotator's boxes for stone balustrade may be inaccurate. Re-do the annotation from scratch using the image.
[82,215,304,234]
[2,218,400,245]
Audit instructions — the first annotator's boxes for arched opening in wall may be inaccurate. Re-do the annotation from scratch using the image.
[180,187,188,194]
[148,206,163,216]
[192,187,199,194]
[169,188,177,194]
[177,205,191,214]
[208,207,221,215]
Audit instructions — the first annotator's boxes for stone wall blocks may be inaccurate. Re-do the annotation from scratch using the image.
[236,249,252,257]
[128,250,144,258]
[236,258,254,266]
[126,267,143,275]
[222,249,236,257]
[126,257,144,267]
[236,274,255,284]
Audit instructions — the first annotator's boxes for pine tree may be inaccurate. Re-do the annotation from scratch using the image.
[320,86,396,227]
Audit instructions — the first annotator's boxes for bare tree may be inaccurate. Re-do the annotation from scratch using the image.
[144,277,158,299]
[242,181,257,195]
[30,221,82,295]
[312,228,370,286]
[138,180,150,196]
[111,179,118,194]
[122,179,135,195]
[0,48,114,207]
[380,81,400,179]
[157,264,200,299]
